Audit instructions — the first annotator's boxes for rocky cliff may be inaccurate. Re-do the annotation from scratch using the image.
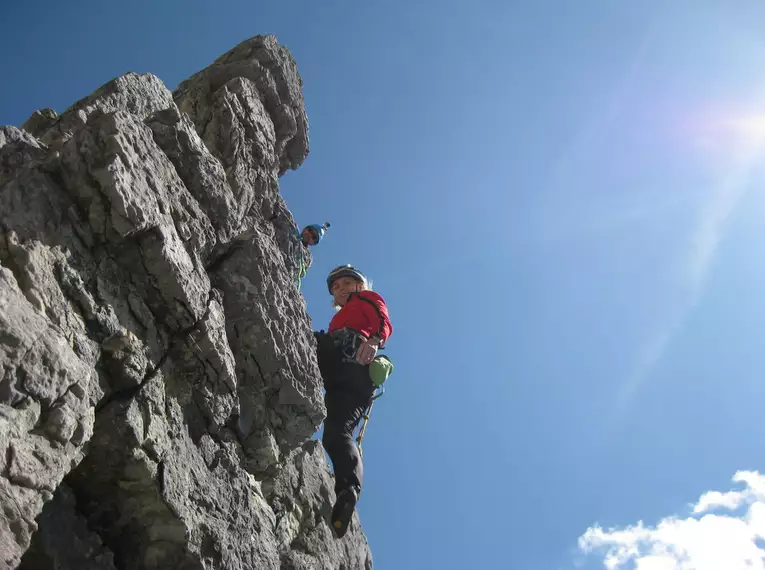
[0,35,373,570]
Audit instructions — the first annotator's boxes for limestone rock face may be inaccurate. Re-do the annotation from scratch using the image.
[0,35,372,570]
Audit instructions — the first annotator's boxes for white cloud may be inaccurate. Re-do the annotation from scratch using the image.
[579,471,765,570]
[694,471,765,514]
[692,489,747,514]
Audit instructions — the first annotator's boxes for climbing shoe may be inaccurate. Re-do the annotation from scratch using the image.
[331,486,359,539]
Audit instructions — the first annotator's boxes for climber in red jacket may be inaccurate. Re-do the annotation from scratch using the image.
[314,264,393,538]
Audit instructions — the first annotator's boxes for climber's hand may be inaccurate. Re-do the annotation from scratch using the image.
[356,338,379,365]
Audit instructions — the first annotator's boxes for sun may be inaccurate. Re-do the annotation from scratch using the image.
[722,114,765,148]
[687,109,765,161]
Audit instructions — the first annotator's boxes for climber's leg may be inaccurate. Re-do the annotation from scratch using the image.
[323,378,372,539]
[322,387,369,493]
[315,338,374,537]
[314,332,340,379]
[331,486,359,539]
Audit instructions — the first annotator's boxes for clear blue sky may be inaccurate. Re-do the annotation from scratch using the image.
[4,1,765,568]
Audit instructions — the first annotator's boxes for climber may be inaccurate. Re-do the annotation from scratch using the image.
[314,265,393,538]
[290,222,330,290]
[300,222,330,247]
[266,204,330,285]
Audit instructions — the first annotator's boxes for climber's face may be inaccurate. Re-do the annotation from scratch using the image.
[302,228,318,246]
[332,277,361,306]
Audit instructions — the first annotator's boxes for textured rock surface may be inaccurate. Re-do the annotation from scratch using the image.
[0,35,371,570]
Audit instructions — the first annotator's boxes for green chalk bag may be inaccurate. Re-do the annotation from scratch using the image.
[369,355,394,387]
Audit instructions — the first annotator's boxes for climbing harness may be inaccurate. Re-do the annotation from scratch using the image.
[329,328,366,363]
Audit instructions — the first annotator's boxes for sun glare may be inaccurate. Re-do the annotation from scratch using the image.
[684,108,765,162]
[722,114,765,148]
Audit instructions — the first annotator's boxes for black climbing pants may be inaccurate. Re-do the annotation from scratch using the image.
[315,332,375,494]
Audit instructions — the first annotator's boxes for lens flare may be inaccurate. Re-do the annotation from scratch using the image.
[683,108,765,163]
[721,113,765,147]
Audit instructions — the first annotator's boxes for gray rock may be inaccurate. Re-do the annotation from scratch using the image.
[35,73,176,149]
[0,265,96,569]
[18,484,116,570]
[0,34,372,570]
[210,225,325,470]
[21,109,58,140]
[175,35,309,177]
[271,441,374,570]
[0,127,45,187]
[146,106,239,244]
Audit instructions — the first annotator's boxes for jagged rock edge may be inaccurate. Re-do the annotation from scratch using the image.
[0,34,371,570]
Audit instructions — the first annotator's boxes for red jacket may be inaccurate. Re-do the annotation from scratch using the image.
[329,290,393,347]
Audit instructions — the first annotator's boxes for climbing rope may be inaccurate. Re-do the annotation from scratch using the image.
[289,227,310,290]
[356,385,385,458]
[291,221,329,290]
[295,256,308,290]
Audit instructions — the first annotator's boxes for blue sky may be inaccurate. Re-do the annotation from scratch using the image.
[4,1,765,568]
